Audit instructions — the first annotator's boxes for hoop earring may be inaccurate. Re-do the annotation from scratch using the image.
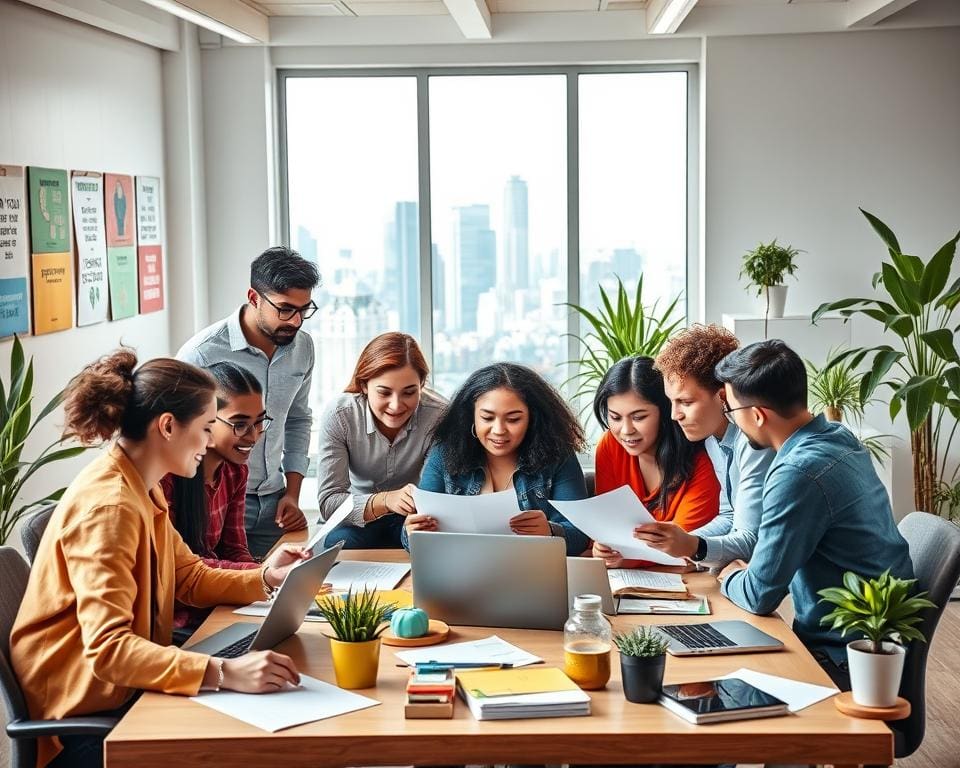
[471,424,477,438]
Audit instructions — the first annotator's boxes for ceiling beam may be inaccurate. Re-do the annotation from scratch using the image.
[846,0,920,28]
[645,0,698,34]
[442,0,492,39]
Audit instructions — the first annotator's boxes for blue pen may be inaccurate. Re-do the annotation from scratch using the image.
[419,661,514,669]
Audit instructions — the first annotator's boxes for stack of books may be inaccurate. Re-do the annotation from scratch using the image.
[609,569,710,615]
[405,665,456,719]
[456,667,591,721]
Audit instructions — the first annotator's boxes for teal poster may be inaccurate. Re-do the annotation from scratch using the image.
[0,165,31,337]
[28,167,70,254]
[107,246,137,319]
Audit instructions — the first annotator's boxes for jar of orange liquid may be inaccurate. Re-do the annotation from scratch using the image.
[563,594,612,690]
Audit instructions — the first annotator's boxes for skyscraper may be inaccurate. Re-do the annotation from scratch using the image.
[449,204,496,333]
[296,225,318,265]
[502,176,529,292]
[385,201,419,335]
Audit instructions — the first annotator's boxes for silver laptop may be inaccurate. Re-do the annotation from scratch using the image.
[185,541,343,658]
[566,557,782,655]
[409,531,569,630]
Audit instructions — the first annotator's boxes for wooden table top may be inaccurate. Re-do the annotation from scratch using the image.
[105,540,892,767]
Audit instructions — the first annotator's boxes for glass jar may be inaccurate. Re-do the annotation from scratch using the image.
[563,594,613,690]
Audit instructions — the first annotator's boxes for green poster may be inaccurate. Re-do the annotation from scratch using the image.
[28,167,71,254]
[107,245,138,319]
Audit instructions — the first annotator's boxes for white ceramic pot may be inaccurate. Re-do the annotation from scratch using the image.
[847,639,906,708]
[765,285,788,318]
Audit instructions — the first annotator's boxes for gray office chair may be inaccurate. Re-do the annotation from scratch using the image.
[584,470,595,497]
[892,512,960,758]
[1,547,118,768]
[19,504,55,565]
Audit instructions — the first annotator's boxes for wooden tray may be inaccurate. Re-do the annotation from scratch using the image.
[834,691,911,721]
[381,619,450,647]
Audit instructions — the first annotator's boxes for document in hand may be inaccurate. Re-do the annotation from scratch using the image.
[457,667,590,721]
[411,487,520,534]
[549,486,686,566]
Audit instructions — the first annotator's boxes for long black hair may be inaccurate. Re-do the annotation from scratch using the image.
[171,362,263,556]
[431,363,586,477]
[593,355,699,513]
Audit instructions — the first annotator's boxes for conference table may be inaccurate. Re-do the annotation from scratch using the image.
[104,537,893,768]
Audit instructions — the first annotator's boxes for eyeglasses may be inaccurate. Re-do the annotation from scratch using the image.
[216,415,274,437]
[722,403,766,424]
[259,293,318,321]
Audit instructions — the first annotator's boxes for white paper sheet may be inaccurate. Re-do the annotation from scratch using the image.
[608,569,686,593]
[719,668,839,712]
[395,635,542,668]
[549,486,686,566]
[325,560,410,591]
[233,600,327,622]
[189,675,379,731]
[306,497,354,551]
[411,487,520,534]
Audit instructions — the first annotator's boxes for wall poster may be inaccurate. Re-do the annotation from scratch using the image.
[27,166,73,334]
[0,165,31,337]
[135,176,164,314]
[104,173,138,319]
[71,172,109,326]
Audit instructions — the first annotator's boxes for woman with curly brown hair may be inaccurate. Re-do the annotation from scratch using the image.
[633,324,774,568]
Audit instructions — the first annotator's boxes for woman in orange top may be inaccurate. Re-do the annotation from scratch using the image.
[591,355,720,568]
[11,350,312,768]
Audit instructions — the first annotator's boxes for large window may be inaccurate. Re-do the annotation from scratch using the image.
[282,67,693,417]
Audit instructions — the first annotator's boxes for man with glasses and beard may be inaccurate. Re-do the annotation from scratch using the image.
[178,246,321,558]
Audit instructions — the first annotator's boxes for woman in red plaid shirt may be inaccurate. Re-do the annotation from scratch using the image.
[162,362,270,641]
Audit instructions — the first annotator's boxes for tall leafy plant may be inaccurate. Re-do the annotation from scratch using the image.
[813,209,960,515]
[562,275,683,408]
[0,336,86,544]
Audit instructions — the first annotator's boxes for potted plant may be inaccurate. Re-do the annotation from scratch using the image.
[613,626,670,703]
[315,588,396,689]
[813,209,960,516]
[818,570,935,708]
[0,335,87,545]
[740,239,802,336]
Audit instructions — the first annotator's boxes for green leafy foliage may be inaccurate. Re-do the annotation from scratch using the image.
[817,570,936,655]
[0,336,87,545]
[562,275,683,407]
[613,626,670,658]
[315,588,396,643]
[740,239,802,295]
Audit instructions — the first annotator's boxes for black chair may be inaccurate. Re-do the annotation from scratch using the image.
[19,504,55,565]
[1,546,118,768]
[892,512,960,758]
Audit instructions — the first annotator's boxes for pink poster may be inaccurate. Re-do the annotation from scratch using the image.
[137,245,164,313]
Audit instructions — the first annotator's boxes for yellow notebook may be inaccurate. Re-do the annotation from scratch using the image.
[316,588,414,610]
[457,667,580,698]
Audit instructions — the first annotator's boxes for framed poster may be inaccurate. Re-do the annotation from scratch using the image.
[28,167,73,334]
[104,173,137,319]
[72,172,109,326]
[135,176,164,313]
[0,165,31,337]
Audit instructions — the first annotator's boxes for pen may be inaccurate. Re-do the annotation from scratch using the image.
[422,662,514,669]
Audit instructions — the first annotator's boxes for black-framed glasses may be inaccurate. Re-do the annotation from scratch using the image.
[216,415,274,437]
[722,403,765,424]
[259,292,318,321]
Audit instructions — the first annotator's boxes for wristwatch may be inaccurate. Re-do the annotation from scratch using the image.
[691,536,709,562]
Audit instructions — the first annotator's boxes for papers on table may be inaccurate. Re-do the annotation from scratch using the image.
[190,674,379,731]
[617,595,710,615]
[233,600,326,621]
[411,487,519,534]
[718,668,839,712]
[549,486,686,566]
[395,635,543,669]
[326,560,410,592]
[608,568,687,595]
[233,588,414,622]
[456,668,591,721]
[306,497,353,551]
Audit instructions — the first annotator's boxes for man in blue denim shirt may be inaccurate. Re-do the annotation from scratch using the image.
[714,340,913,688]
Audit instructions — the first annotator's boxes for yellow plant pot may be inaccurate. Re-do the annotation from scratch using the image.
[329,637,381,689]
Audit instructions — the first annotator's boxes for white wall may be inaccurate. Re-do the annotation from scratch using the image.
[0,0,172,533]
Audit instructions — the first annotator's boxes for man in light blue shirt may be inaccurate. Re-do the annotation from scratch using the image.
[636,325,774,567]
[178,246,321,558]
[715,340,913,686]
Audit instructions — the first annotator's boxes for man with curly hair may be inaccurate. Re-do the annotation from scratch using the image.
[634,324,774,568]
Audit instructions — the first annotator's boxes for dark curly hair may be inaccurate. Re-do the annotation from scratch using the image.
[593,356,699,513]
[654,324,740,391]
[431,363,586,477]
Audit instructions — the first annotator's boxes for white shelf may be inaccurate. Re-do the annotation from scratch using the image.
[722,313,851,367]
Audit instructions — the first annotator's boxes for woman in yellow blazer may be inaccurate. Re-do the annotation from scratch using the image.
[11,349,311,768]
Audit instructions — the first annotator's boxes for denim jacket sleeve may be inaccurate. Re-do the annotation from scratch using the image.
[543,454,590,556]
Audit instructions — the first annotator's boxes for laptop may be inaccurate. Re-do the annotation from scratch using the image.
[408,531,569,630]
[565,557,782,655]
[184,541,344,658]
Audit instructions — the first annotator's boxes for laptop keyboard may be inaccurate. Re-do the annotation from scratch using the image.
[213,630,258,659]
[658,624,736,649]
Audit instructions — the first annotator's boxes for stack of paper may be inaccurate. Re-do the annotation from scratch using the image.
[608,569,688,598]
[456,667,590,720]
[617,595,710,615]
[395,635,543,669]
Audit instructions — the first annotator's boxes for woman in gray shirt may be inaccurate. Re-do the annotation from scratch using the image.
[317,333,446,548]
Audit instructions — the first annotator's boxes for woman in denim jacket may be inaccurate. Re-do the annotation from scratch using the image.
[402,362,590,555]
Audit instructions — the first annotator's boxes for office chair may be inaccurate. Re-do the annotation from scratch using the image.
[19,504,55,565]
[1,547,118,768]
[584,470,595,497]
[891,512,960,758]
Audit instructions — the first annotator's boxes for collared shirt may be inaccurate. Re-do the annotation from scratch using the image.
[11,445,264,768]
[177,305,314,496]
[695,423,775,566]
[721,415,914,661]
[316,390,447,527]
